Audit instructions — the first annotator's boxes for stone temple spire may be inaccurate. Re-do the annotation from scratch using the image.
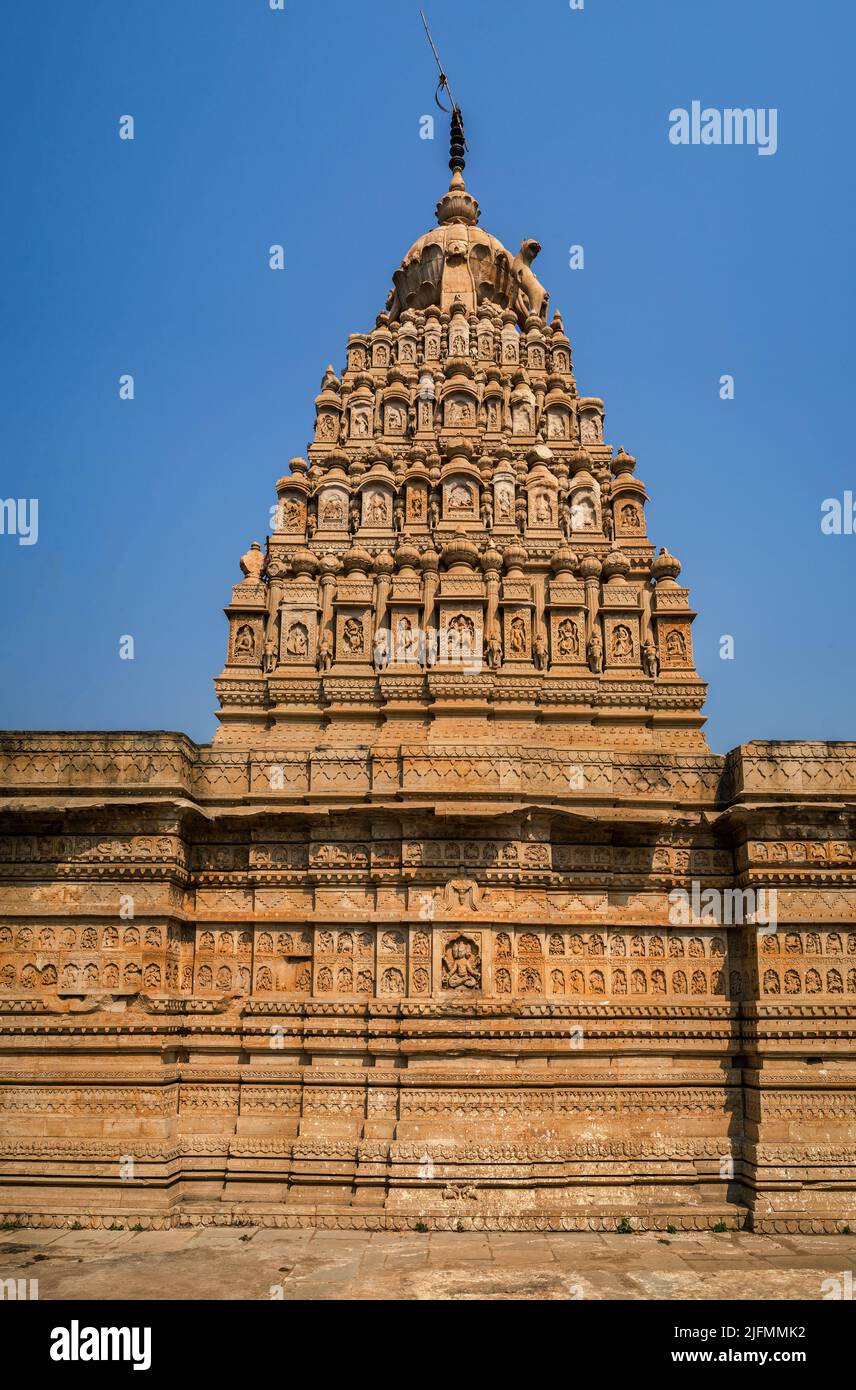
[212,105,708,750]
[211,29,706,749]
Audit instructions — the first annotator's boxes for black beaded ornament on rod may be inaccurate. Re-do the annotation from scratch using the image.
[449,105,466,174]
[420,8,469,174]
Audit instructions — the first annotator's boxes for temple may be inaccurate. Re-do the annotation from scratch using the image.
[1,123,854,1234]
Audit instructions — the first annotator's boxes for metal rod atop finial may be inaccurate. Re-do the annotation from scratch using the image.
[419,8,468,173]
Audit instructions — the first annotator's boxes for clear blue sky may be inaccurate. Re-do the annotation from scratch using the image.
[1,0,853,754]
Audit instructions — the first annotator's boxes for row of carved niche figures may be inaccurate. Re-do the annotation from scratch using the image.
[0,924,734,958]
[4,924,853,961]
[255,603,667,676]
[499,963,856,997]
[275,474,636,541]
[312,381,591,448]
[341,306,574,377]
[0,938,736,998]
[0,922,173,950]
[5,919,855,999]
[6,956,856,998]
[1,958,177,992]
[4,924,731,963]
[306,959,731,998]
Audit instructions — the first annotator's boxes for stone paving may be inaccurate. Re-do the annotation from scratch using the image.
[1,1227,854,1300]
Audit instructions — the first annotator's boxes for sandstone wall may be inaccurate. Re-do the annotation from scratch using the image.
[0,734,853,1232]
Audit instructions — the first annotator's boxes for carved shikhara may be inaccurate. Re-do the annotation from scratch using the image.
[1,161,855,1234]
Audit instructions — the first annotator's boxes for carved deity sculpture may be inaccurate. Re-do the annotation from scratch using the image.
[666,629,687,661]
[321,497,344,527]
[557,617,580,658]
[317,630,333,671]
[534,491,553,525]
[448,613,475,661]
[587,628,604,674]
[234,624,256,657]
[496,486,513,523]
[285,622,309,658]
[395,617,419,664]
[282,501,303,533]
[533,631,548,670]
[449,482,472,511]
[447,399,473,427]
[373,628,391,670]
[509,616,527,657]
[343,617,364,655]
[368,492,389,527]
[442,935,481,990]
[642,638,659,678]
[611,624,632,660]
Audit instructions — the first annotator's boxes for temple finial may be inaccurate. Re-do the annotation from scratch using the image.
[450,105,466,175]
[420,9,468,176]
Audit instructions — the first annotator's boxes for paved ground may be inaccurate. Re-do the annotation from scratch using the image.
[2,1227,854,1300]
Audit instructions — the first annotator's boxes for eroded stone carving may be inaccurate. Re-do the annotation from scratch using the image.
[442,935,481,990]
